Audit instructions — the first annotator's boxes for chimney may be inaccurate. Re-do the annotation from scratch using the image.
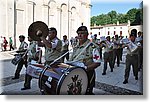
[117,21,119,25]
[128,20,130,26]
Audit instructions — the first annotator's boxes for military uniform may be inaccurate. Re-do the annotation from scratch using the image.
[92,38,102,60]
[123,41,139,84]
[22,41,38,89]
[112,38,120,67]
[61,38,69,62]
[45,37,62,65]
[102,41,113,75]
[70,39,101,94]
[136,36,143,71]
[13,41,28,79]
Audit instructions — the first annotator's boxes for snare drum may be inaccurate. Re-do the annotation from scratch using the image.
[26,64,45,78]
[11,54,22,65]
[39,63,88,95]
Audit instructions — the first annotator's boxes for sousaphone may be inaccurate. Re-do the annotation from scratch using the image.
[28,21,49,41]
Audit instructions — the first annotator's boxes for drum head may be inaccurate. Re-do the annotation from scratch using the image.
[57,67,88,95]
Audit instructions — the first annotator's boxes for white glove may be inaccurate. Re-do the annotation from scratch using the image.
[84,66,87,70]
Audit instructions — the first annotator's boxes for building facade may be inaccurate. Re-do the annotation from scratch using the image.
[90,20,142,39]
[0,0,91,48]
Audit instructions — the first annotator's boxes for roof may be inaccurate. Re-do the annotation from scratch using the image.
[90,23,129,29]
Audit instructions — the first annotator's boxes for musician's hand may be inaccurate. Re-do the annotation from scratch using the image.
[37,60,41,64]
[84,66,88,70]
[36,30,42,37]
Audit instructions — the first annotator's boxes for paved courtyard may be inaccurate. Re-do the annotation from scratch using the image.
[0,49,143,95]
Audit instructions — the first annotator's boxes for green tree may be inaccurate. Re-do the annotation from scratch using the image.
[108,10,117,24]
[125,8,138,25]
[90,8,142,26]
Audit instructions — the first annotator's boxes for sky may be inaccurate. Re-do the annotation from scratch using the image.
[91,0,143,16]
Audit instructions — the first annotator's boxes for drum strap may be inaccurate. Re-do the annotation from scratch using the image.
[90,73,94,85]
[74,42,99,61]
[74,42,91,61]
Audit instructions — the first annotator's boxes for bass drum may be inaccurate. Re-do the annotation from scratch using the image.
[39,64,88,95]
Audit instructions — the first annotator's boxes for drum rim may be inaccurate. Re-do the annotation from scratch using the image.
[56,67,87,95]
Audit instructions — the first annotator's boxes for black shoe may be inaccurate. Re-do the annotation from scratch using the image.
[111,69,113,72]
[135,76,138,80]
[102,72,106,75]
[123,80,128,84]
[117,64,119,67]
[21,87,31,90]
[12,77,19,80]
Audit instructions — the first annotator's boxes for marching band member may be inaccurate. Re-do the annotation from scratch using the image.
[123,32,140,84]
[21,36,42,90]
[61,35,69,62]
[112,35,121,68]
[102,36,114,75]
[12,35,28,80]
[136,31,143,71]
[69,26,101,95]
[119,36,123,61]
[37,27,62,65]
[92,34,102,60]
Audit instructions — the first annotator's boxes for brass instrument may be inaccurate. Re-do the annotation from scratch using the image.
[28,21,49,41]
[121,39,138,52]
[99,36,113,48]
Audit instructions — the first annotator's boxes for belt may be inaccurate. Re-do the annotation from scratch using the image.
[127,54,138,56]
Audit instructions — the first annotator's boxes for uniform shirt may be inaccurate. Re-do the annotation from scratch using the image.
[28,41,37,60]
[61,39,69,51]
[69,39,101,66]
[45,37,62,62]
[103,41,113,53]
[113,39,120,49]
[92,38,99,45]
[18,41,28,52]
[135,36,142,43]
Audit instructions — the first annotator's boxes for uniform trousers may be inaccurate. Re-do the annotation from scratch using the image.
[86,70,95,94]
[112,49,120,67]
[61,50,69,62]
[14,59,27,78]
[103,51,113,73]
[124,54,138,80]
